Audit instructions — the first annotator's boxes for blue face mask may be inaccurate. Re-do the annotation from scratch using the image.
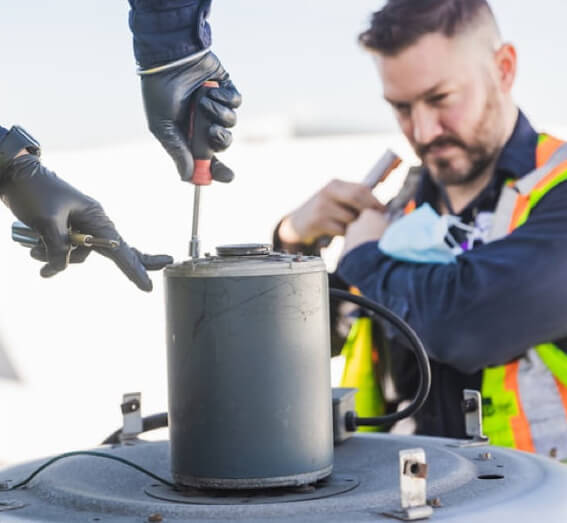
[379,203,473,264]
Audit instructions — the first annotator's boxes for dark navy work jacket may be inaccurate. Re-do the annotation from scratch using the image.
[337,112,567,438]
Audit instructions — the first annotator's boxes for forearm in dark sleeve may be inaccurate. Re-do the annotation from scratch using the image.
[128,0,212,68]
[337,183,567,374]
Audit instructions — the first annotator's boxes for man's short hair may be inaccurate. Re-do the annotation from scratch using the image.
[359,0,499,56]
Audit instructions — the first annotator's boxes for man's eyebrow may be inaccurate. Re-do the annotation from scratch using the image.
[384,82,448,105]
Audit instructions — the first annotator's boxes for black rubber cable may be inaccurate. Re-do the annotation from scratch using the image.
[0,450,175,491]
[329,288,431,428]
[102,412,168,445]
[97,289,431,441]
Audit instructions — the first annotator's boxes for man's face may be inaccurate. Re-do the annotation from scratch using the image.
[374,33,508,186]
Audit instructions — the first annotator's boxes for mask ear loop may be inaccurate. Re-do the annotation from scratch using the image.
[442,215,475,253]
[437,181,478,253]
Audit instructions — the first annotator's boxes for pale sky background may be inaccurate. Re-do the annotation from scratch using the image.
[0,0,565,150]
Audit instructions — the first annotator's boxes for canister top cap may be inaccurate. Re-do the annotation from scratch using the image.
[165,245,325,278]
[216,244,272,257]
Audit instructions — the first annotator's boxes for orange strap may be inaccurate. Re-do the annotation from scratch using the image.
[536,135,564,168]
[504,361,535,452]
[554,377,567,419]
[508,159,567,232]
[404,199,417,215]
[508,194,531,233]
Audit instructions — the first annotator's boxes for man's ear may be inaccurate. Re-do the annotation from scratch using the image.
[494,43,517,94]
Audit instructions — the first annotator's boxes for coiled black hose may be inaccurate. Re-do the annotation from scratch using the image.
[102,413,168,445]
[329,288,431,429]
[100,289,431,443]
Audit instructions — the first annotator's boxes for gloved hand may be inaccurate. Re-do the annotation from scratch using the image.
[0,154,173,291]
[141,51,241,182]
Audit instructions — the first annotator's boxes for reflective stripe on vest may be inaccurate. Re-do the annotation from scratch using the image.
[482,134,567,459]
[340,316,385,432]
[489,136,567,241]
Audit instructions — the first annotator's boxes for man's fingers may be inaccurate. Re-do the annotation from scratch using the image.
[323,201,359,227]
[323,180,383,213]
[30,243,47,262]
[199,97,237,128]
[320,220,347,238]
[149,120,195,181]
[210,157,235,183]
[208,124,232,152]
[69,246,92,264]
[31,240,94,266]
[131,248,173,271]
[102,245,173,291]
[36,222,71,278]
[100,243,153,292]
[208,82,242,109]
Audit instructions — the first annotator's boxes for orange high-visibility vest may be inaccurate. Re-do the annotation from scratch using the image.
[481,134,567,458]
[403,134,567,457]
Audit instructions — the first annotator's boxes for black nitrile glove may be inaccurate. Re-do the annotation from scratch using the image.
[141,51,241,183]
[0,154,173,291]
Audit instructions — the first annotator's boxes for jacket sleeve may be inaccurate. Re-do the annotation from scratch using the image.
[336,181,567,375]
[128,0,212,68]
[0,126,7,140]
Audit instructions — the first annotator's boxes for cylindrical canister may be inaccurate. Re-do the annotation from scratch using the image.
[164,246,333,489]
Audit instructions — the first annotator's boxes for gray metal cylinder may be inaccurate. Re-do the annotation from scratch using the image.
[164,249,333,489]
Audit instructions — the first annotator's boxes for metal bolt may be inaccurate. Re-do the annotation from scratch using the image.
[461,397,478,413]
[427,497,443,508]
[549,447,558,459]
[147,514,163,522]
[478,452,493,461]
[403,460,428,479]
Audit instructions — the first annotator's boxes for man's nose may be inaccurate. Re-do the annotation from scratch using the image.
[411,105,443,146]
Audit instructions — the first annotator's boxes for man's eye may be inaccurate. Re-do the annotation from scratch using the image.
[428,93,449,105]
[394,103,411,114]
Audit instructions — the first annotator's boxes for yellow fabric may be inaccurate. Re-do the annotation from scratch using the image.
[340,317,385,432]
[535,343,567,387]
[481,366,518,448]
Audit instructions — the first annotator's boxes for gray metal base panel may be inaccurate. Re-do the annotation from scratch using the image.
[0,433,566,522]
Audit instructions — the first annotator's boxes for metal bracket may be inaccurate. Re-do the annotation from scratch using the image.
[332,387,357,444]
[452,389,489,448]
[383,448,433,521]
[120,392,143,442]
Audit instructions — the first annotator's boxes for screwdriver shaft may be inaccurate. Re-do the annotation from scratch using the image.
[190,186,201,258]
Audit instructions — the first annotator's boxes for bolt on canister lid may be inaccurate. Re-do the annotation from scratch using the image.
[165,243,325,278]
[216,244,272,257]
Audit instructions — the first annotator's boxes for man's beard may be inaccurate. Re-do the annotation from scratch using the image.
[415,93,502,186]
[417,137,497,186]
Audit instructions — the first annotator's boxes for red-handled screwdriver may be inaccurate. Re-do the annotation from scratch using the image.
[189,80,219,259]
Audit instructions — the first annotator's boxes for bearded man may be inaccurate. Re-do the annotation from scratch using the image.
[274,0,567,459]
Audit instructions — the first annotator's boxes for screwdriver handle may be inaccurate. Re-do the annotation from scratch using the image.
[189,80,219,186]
